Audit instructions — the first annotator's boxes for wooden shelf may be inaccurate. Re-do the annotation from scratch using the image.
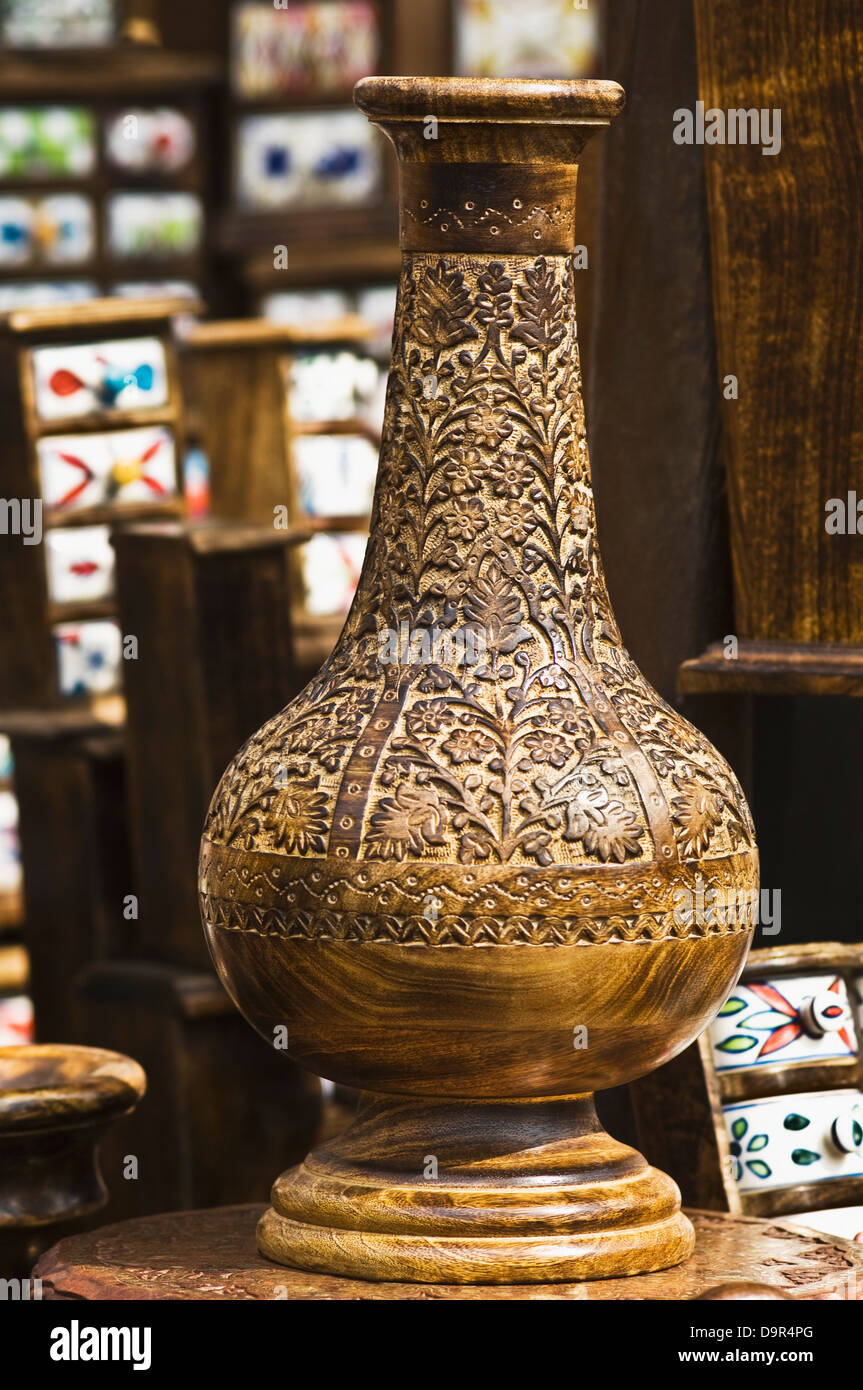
[0,50,223,98]
[180,315,372,350]
[45,499,184,530]
[0,699,124,741]
[32,404,179,438]
[240,237,401,290]
[293,418,381,446]
[678,640,863,696]
[47,598,117,625]
[5,297,204,336]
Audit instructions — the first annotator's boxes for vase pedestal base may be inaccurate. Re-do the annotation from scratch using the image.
[257,1092,694,1285]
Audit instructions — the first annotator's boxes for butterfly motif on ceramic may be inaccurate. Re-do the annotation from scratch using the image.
[710,974,857,1070]
[38,426,177,514]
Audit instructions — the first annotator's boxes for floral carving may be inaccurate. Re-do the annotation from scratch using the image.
[203,251,756,886]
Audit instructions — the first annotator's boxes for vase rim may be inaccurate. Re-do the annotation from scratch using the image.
[354,76,625,126]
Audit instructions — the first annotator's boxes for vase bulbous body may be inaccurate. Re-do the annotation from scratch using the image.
[199,77,758,1284]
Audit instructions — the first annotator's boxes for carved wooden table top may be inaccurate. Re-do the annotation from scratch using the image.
[34,1205,863,1300]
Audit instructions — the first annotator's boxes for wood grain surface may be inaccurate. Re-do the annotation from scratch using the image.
[33,1204,863,1300]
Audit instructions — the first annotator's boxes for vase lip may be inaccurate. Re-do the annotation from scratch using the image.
[354,76,625,126]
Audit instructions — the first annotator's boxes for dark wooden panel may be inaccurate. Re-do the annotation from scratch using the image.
[695,0,863,644]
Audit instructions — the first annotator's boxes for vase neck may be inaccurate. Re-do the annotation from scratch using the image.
[345,247,620,676]
[355,76,625,258]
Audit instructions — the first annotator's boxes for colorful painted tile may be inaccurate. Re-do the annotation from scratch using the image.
[235,110,381,212]
[38,425,177,514]
[300,531,367,616]
[783,1206,863,1244]
[0,787,21,895]
[0,995,33,1047]
[288,349,383,423]
[106,192,202,259]
[454,0,598,78]
[293,434,378,518]
[723,1089,863,1194]
[54,618,121,697]
[0,107,95,178]
[709,973,857,1071]
[0,280,96,311]
[0,734,12,781]
[1,0,116,48]
[105,107,196,173]
[45,525,114,605]
[232,1,379,99]
[0,193,94,266]
[32,336,168,420]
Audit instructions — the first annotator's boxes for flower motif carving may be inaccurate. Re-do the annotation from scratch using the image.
[204,253,756,878]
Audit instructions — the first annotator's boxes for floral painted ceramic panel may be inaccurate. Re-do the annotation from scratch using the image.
[45,525,114,605]
[54,617,121,697]
[454,0,598,79]
[0,281,96,312]
[111,280,198,301]
[293,434,378,518]
[709,974,857,1071]
[0,995,33,1047]
[288,349,383,423]
[106,192,202,260]
[0,735,12,781]
[0,786,21,896]
[0,107,95,178]
[0,0,116,48]
[235,110,381,212]
[232,1,379,99]
[299,531,367,616]
[31,336,168,420]
[0,193,94,266]
[784,1205,863,1245]
[723,1089,863,1194]
[38,425,177,514]
[105,108,196,173]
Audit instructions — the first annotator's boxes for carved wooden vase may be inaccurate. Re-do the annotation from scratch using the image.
[199,77,759,1285]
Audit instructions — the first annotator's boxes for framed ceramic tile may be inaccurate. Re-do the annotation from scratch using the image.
[722,1089,863,1194]
[106,192,202,260]
[0,193,94,266]
[232,0,380,99]
[261,287,352,328]
[289,349,382,422]
[31,336,168,420]
[293,434,378,518]
[784,1206,863,1245]
[54,617,122,696]
[0,734,12,781]
[0,995,33,1047]
[38,424,177,514]
[105,107,196,174]
[454,0,599,79]
[45,524,114,605]
[0,106,95,178]
[235,110,381,212]
[111,280,199,301]
[300,531,367,615]
[0,786,20,895]
[0,280,96,311]
[708,973,858,1072]
[0,0,117,48]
